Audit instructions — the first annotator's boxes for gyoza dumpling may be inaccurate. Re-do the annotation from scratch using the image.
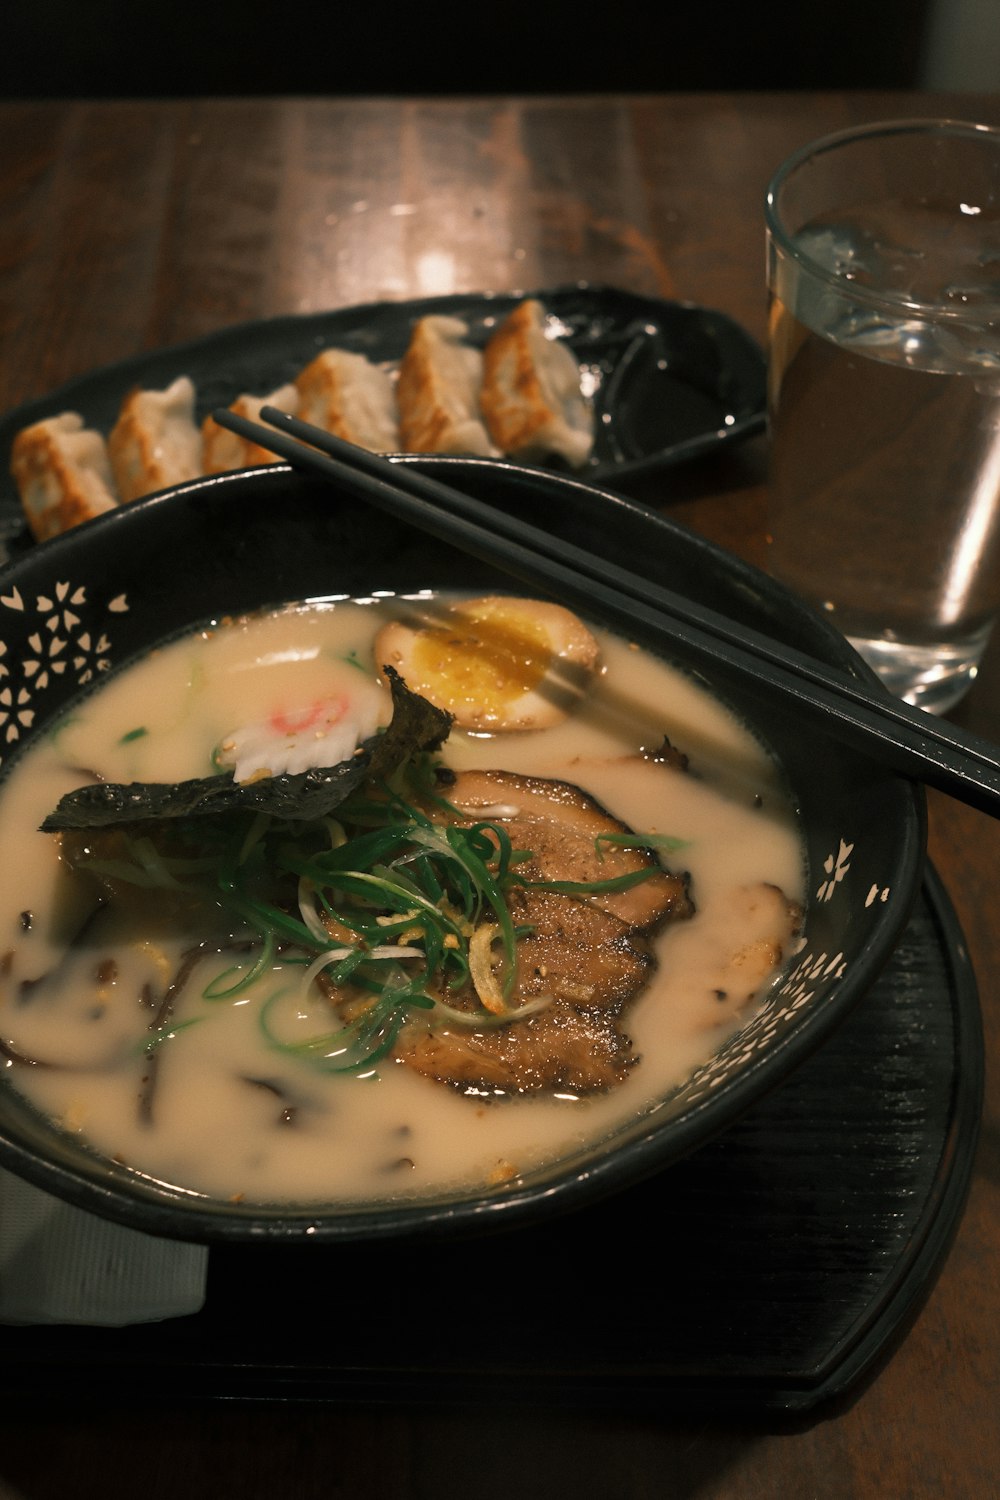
[396,316,498,456]
[294,349,400,453]
[201,383,300,474]
[480,300,593,468]
[10,412,119,542]
[108,375,202,501]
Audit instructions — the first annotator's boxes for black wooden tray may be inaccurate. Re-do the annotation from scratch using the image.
[2,865,981,1415]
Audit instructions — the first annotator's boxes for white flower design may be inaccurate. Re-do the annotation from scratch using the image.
[0,683,34,744]
[0,580,129,766]
[818,838,854,902]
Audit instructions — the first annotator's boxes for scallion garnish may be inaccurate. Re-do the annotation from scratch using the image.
[595,831,691,856]
[54,678,683,1080]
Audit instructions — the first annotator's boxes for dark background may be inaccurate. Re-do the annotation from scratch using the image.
[0,0,952,98]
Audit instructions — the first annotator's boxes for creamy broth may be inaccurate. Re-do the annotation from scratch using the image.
[0,598,805,1204]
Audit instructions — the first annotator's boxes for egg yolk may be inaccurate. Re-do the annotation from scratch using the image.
[409,603,553,715]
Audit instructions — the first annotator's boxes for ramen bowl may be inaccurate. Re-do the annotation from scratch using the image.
[0,459,925,1243]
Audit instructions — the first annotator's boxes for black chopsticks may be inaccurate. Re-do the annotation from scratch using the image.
[210,403,1000,820]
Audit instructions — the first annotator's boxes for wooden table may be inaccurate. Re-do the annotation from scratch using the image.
[0,91,998,1500]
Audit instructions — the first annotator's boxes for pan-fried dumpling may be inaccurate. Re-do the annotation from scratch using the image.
[108,375,202,502]
[10,413,120,542]
[396,316,498,456]
[294,349,399,453]
[201,383,300,474]
[480,300,593,468]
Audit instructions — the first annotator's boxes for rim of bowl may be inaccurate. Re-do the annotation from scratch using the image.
[0,459,927,1243]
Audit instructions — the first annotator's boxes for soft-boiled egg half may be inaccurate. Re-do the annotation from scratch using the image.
[374,595,601,732]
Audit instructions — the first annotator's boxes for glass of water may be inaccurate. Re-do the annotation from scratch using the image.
[765,118,1000,714]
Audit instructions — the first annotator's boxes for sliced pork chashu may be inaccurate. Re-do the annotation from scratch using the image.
[394,768,694,1094]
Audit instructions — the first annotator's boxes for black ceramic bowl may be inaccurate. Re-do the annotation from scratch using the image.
[0,460,925,1243]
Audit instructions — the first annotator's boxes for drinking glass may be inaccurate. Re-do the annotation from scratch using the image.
[765,118,1000,714]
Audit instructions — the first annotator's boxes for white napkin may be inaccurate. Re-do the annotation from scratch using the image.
[0,1165,208,1326]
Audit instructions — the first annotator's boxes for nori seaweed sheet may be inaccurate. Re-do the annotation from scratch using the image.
[40,668,453,832]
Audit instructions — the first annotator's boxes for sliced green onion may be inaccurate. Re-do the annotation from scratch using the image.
[140,1017,206,1053]
[67,746,681,1081]
[203,932,277,1000]
[258,979,434,1075]
[594,831,690,857]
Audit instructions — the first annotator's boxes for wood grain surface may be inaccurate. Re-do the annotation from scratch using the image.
[0,91,997,1500]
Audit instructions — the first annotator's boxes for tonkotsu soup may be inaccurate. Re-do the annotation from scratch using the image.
[0,594,805,1206]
